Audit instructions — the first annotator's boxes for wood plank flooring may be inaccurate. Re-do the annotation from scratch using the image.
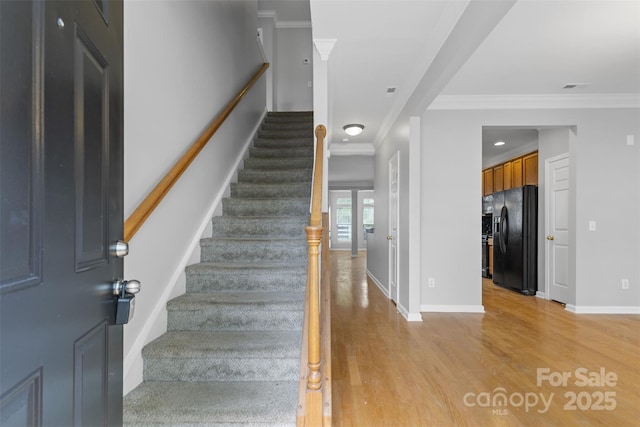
[330,251,640,426]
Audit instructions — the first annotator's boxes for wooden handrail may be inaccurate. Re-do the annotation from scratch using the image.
[123,63,269,241]
[298,125,331,426]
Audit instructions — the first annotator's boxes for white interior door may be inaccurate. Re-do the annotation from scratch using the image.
[546,154,570,303]
[388,152,399,303]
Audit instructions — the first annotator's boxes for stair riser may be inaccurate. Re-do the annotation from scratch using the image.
[249,147,314,158]
[253,138,313,148]
[222,199,310,217]
[238,169,312,183]
[168,309,303,331]
[186,271,306,293]
[243,157,313,170]
[143,358,299,382]
[211,217,309,238]
[230,183,311,199]
[262,122,313,131]
[201,240,307,263]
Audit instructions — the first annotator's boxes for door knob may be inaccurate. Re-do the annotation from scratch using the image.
[387,235,393,240]
[113,279,141,296]
[547,235,554,241]
[111,240,129,257]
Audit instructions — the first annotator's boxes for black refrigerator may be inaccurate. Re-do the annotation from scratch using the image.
[492,185,537,295]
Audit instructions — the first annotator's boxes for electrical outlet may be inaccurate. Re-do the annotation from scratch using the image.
[622,279,629,290]
[428,278,436,288]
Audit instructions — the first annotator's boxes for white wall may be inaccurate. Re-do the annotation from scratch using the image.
[276,28,313,111]
[123,0,265,393]
[418,107,639,312]
[328,155,374,187]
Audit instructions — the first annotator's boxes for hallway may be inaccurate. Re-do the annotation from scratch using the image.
[329,251,640,426]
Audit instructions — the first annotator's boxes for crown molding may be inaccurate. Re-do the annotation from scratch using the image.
[428,94,640,110]
[277,21,312,29]
[257,10,311,29]
[257,10,277,25]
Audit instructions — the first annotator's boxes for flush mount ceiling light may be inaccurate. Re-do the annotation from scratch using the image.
[343,124,364,136]
[494,141,505,146]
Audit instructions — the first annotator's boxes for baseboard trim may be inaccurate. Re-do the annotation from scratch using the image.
[123,109,267,394]
[366,270,389,298]
[535,291,547,299]
[420,304,485,313]
[565,305,640,314]
[397,303,423,322]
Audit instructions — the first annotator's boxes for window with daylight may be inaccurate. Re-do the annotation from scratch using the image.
[336,198,352,242]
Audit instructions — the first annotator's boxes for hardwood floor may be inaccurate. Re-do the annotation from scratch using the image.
[330,251,640,426]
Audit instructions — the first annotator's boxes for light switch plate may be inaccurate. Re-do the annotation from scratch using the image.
[589,221,596,231]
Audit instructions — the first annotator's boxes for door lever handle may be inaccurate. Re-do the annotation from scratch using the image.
[386,235,393,240]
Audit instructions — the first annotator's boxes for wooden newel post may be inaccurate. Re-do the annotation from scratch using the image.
[305,224,323,391]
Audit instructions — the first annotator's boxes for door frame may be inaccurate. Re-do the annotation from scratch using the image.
[388,151,400,303]
[545,152,570,303]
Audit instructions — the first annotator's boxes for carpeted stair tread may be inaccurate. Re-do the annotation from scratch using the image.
[143,330,301,359]
[185,262,306,293]
[243,156,313,169]
[222,197,310,217]
[261,122,313,131]
[123,381,297,426]
[167,292,304,310]
[211,216,309,238]
[253,137,313,148]
[238,168,312,183]
[249,146,314,158]
[186,261,307,273]
[230,182,311,198]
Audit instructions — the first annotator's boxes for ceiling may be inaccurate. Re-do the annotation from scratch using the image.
[260,0,640,159]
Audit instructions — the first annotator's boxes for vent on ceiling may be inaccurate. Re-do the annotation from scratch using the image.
[563,83,592,89]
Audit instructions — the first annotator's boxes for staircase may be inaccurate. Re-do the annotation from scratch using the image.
[124,112,314,426]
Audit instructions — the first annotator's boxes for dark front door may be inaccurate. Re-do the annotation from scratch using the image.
[1,0,124,425]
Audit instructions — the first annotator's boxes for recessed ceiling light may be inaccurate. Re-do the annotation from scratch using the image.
[494,141,505,146]
[343,124,364,136]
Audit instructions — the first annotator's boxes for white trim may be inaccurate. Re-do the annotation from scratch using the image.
[535,291,547,299]
[313,39,337,61]
[277,21,312,29]
[397,302,423,322]
[367,270,389,299]
[257,10,312,29]
[565,305,640,314]
[408,116,421,318]
[420,305,486,313]
[123,109,267,393]
[429,94,640,110]
[329,142,375,156]
[257,10,277,26]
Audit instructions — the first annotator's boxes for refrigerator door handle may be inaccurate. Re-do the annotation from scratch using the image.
[499,206,508,254]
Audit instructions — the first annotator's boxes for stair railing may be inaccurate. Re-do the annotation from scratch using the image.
[123,63,269,241]
[297,125,332,426]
